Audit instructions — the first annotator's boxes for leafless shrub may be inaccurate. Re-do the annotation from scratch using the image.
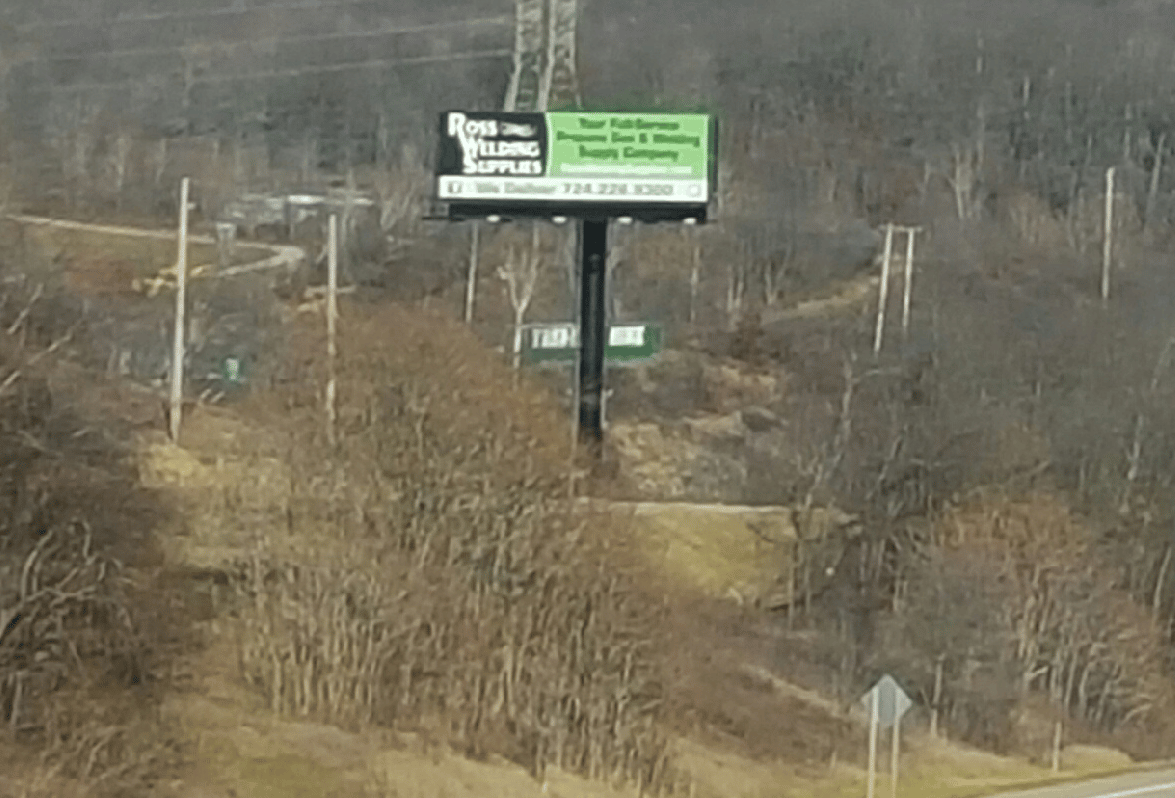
[230,303,676,791]
[371,143,428,244]
[33,686,184,798]
[0,276,184,796]
[893,492,1174,749]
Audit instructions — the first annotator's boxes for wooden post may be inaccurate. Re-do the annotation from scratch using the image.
[464,221,480,323]
[168,176,190,442]
[891,713,902,798]
[567,333,582,501]
[1145,133,1166,236]
[9,673,21,731]
[326,214,339,445]
[930,656,944,739]
[866,688,879,798]
[567,379,580,498]
[873,223,894,354]
[1153,543,1173,618]
[901,228,916,337]
[1102,166,1115,303]
[1051,718,1063,772]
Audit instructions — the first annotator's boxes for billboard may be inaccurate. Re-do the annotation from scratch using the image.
[435,111,716,222]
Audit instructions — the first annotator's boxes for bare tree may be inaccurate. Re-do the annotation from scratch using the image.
[46,94,98,210]
[497,225,543,371]
[372,142,427,247]
[107,130,135,212]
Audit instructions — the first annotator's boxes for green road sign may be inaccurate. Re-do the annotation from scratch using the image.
[521,323,663,366]
[222,356,243,383]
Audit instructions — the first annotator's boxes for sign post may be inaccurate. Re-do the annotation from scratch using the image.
[859,675,913,798]
[522,320,663,435]
[867,688,879,798]
[433,109,716,446]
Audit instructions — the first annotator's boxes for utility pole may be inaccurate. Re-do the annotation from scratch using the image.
[464,221,480,323]
[169,176,191,442]
[874,223,922,354]
[1102,166,1115,303]
[901,226,918,337]
[326,215,339,445]
[873,223,894,355]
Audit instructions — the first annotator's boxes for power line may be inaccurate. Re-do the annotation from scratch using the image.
[30,16,511,64]
[11,0,509,32]
[40,49,512,93]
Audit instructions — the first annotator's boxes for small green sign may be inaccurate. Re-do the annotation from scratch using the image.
[222,356,243,383]
[522,323,663,366]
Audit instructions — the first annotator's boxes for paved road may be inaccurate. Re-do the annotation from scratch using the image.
[988,769,1175,798]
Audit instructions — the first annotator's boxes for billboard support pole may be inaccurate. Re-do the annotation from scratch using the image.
[578,218,608,447]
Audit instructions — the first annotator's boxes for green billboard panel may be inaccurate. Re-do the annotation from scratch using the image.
[545,112,710,188]
[522,323,664,366]
[436,111,716,223]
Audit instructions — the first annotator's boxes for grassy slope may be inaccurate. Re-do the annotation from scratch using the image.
[138,311,1138,798]
[0,221,1149,797]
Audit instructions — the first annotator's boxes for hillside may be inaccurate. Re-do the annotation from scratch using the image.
[0,243,1162,797]
[6,0,1175,791]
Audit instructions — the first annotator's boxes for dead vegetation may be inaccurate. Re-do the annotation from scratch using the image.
[0,271,189,797]
[5,3,1175,788]
[908,493,1175,750]
[209,303,680,791]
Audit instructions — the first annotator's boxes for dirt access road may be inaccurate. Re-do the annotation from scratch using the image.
[988,769,1175,797]
[6,213,306,279]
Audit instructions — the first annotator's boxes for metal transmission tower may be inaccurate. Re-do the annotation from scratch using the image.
[541,0,581,110]
[504,0,546,111]
[504,0,580,112]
